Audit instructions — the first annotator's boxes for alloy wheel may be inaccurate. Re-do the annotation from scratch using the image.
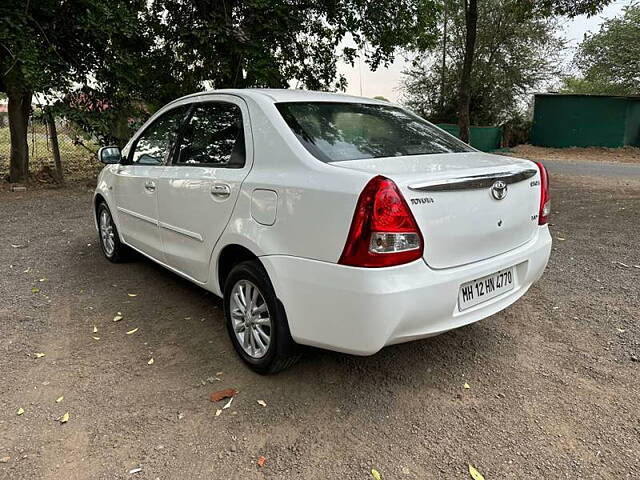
[229,280,272,359]
[99,209,115,257]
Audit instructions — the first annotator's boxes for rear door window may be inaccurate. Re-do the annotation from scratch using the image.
[174,103,245,168]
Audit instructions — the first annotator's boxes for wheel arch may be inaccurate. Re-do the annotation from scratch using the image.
[94,193,106,215]
[93,193,108,230]
[216,244,261,295]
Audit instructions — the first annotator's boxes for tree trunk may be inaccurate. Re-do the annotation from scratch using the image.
[46,109,64,184]
[8,90,32,183]
[440,4,448,112]
[457,0,478,144]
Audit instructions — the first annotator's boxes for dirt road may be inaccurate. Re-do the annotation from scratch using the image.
[1,173,639,479]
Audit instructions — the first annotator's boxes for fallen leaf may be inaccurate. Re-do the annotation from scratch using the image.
[257,400,267,407]
[257,456,266,467]
[39,278,47,282]
[215,371,223,376]
[31,287,40,294]
[92,336,100,341]
[128,467,142,474]
[23,268,31,273]
[59,412,70,424]
[56,396,64,403]
[215,409,222,417]
[126,328,138,335]
[0,456,9,463]
[557,237,566,241]
[17,407,24,416]
[210,388,237,402]
[113,313,123,322]
[127,293,138,297]
[468,464,485,480]
[147,358,154,365]
[464,382,471,389]
[371,468,382,480]
[222,397,234,410]
[34,352,46,358]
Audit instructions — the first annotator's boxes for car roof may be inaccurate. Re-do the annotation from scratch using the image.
[175,88,391,105]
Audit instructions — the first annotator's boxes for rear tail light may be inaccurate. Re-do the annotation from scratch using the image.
[535,161,550,225]
[339,176,423,267]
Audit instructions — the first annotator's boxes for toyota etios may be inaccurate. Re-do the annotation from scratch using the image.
[94,89,551,373]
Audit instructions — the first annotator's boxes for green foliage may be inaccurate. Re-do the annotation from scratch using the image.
[0,0,142,95]
[559,76,632,96]
[402,0,565,125]
[572,5,640,96]
[142,0,439,95]
[1,0,441,147]
[533,0,614,17]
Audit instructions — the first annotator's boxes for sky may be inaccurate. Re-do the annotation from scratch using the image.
[337,0,635,102]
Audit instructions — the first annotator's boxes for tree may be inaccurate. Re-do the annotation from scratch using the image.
[559,76,633,96]
[403,0,565,126]
[457,0,477,142]
[67,0,440,146]
[144,0,439,94]
[0,0,144,182]
[569,5,640,95]
[452,0,614,142]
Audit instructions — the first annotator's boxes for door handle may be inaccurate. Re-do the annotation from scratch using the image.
[144,181,156,192]
[211,183,231,199]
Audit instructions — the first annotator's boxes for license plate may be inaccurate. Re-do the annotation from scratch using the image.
[458,267,514,311]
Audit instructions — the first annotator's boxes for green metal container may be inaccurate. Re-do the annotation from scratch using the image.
[436,123,503,152]
[531,93,640,148]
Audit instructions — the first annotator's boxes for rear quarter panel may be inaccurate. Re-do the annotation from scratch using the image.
[210,95,371,293]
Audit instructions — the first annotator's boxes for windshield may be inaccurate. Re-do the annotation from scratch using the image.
[276,102,473,163]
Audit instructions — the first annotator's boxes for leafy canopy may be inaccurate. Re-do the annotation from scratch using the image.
[0,0,144,95]
[402,0,565,125]
[567,4,640,95]
[144,0,439,99]
[3,0,440,144]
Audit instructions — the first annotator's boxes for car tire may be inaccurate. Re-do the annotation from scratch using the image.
[224,260,301,374]
[97,202,131,263]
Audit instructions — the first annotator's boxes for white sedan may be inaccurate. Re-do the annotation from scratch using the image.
[94,89,552,373]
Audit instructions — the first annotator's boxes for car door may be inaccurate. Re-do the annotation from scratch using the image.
[157,97,253,283]
[113,105,188,261]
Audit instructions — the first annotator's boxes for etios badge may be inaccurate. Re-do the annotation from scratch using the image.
[491,180,508,200]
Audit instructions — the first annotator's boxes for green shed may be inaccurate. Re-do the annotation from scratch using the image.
[436,123,503,152]
[531,93,640,148]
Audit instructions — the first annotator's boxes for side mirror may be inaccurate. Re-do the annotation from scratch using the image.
[98,146,122,164]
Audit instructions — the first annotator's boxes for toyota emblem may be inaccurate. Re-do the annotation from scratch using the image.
[491,180,508,200]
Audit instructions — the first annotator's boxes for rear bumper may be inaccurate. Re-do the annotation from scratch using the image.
[261,227,552,355]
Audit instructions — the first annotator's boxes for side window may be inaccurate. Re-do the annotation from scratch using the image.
[130,106,187,165]
[175,103,245,168]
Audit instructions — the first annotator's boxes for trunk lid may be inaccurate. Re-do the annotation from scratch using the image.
[332,152,542,269]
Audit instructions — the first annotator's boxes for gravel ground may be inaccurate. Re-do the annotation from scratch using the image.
[1,172,639,480]
[506,145,640,164]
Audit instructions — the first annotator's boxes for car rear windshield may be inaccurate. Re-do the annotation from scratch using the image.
[275,101,472,163]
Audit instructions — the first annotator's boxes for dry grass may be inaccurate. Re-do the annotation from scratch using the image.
[0,124,101,184]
